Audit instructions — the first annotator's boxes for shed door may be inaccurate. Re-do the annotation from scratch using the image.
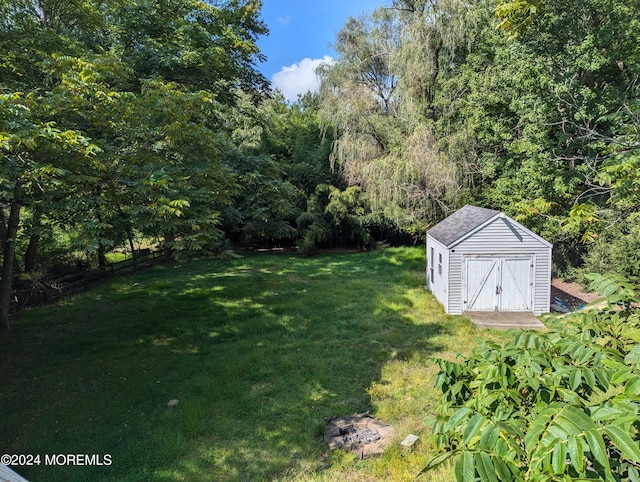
[465,258,499,311]
[465,256,533,312]
[499,258,533,311]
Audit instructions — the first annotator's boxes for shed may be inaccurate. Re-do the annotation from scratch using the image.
[426,205,552,315]
[0,464,29,482]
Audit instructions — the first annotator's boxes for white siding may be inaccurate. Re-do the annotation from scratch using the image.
[447,216,551,315]
[0,465,29,482]
[426,236,449,312]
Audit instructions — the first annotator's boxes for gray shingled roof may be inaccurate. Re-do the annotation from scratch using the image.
[426,205,500,246]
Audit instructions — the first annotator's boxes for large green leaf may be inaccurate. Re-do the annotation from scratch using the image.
[422,450,456,472]
[492,455,515,481]
[611,368,633,385]
[551,441,567,474]
[446,407,473,432]
[479,424,500,451]
[567,435,585,473]
[556,387,582,406]
[625,375,640,396]
[582,368,596,389]
[625,345,640,365]
[454,451,475,482]
[569,368,582,391]
[590,404,633,422]
[463,414,487,446]
[524,407,555,452]
[603,425,640,463]
[583,429,612,480]
[475,451,498,482]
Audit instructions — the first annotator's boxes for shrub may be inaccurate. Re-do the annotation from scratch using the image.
[296,184,374,253]
[423,273,640,481]
[579,213,640,284]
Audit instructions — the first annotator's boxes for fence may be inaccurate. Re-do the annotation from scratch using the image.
[11,248,170,313]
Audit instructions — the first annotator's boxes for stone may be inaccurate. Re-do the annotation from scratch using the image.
[400,434,419,451]
[324,413,396,459]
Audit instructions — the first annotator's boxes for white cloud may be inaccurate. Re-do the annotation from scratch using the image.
[276,15,292,25]
[271,56,334,102]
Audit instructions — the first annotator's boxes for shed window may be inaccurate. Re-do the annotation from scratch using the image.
[438,253,442,276]
[430,247,434,283]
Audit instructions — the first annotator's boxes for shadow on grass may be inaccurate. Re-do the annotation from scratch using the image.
[0,248,451,481]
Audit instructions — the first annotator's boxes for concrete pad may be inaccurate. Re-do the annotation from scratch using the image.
[464,311,546,330]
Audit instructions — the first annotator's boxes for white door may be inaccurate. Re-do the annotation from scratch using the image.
[465,258,499,311]
[465,257,533,311]
[499,258,533,311]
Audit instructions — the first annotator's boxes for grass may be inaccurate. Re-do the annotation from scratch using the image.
[0,247,512,481]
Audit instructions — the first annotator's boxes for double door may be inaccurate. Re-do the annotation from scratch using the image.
[464,256,533,312]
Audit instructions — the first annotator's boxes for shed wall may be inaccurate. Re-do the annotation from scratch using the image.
[426,236,449,312]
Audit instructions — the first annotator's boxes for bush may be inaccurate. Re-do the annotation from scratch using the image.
[424,273,640,481]
[579,213,640,284]
[296,184,374,253]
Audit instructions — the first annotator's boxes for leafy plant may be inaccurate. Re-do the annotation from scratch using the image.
[423,272,640,481]
[574,211,640,286]
[296,184,374,254]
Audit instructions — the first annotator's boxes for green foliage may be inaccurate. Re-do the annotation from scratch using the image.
[318,3,475,233]
[218,91,339,248]
[495,0,545,38]
[561,101,640,268]
[317,0,640,261]
[0,0,270,265]
[233,156,303,246]
[591,102,640,212]
[575,213,640,283]
[424,273,640,481]
[4,0,640,303]
[297,184,374,254]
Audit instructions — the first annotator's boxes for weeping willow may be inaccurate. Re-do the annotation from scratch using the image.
[318,0,479,233]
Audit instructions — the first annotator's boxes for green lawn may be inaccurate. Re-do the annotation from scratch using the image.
[0,247,510,481]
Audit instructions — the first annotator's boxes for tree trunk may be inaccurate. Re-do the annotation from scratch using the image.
[126,228,137,270]
[97,243,107,270]
[0,181,24,332]
[96,211,107,269]
[24,207,42,273]
[424,40,442,120]
[163,231,175,258]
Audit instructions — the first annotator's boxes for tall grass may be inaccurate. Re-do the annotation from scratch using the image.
[0,248,510,481]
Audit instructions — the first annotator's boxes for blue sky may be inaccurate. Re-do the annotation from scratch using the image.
[257,0,387,101]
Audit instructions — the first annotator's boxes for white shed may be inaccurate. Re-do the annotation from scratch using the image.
[426,205,552,315]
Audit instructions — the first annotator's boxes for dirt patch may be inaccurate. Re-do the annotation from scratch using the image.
[552,279,598,303]
[551,278,599,312]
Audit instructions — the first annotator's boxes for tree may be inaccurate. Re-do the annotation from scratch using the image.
[297,184,374,254]
[103,0,269,99]
[489,0,640,268]
[0,0,270,327]
[563,101,640,278]
[0,93,97,331]
[318,1,477,234]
